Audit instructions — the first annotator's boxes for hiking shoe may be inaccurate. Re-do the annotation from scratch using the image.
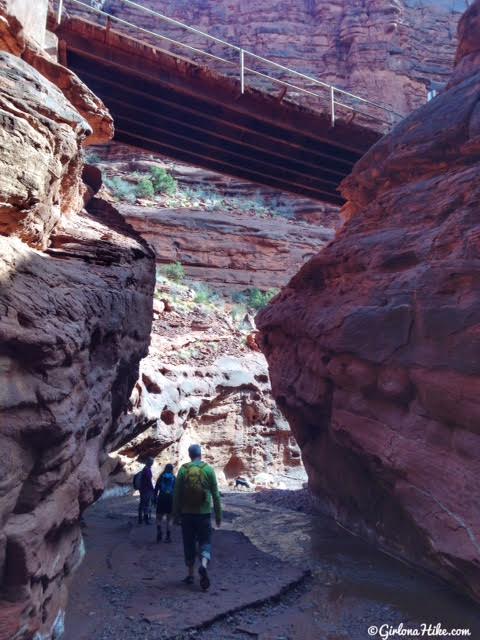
[182,576,194,585]
[198,566,210,591]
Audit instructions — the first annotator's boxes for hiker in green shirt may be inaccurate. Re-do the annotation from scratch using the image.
[172,444,222,590]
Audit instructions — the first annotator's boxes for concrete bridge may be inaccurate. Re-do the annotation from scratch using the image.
[54,0,403,205]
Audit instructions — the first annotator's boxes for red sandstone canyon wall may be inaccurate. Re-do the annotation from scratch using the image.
[73,0,463,117]
[122,204,333,292]
[63,0,464,296]
[108,283,305,490]
[88,144,337,292]
[258,0,480,603]
[0,6,155,637]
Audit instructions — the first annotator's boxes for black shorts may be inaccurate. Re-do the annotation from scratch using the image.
[181,513,212,566]
[156,494,173,515]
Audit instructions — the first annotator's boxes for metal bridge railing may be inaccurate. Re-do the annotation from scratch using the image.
[56,0,404,129]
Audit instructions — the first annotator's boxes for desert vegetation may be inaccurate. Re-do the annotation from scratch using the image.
[101,167,178,203]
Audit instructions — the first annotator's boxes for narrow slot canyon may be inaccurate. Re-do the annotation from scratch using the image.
[0,1,479,640]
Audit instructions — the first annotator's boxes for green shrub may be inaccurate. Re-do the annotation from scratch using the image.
[162,261,185,283]
[232,288,278,313]
[270,199,296,219]
[225,194,296,219]
[178,348,193,361]
[232,290,248,305]
[179,186,224,209]
[246,287,279,311]
[192,282,221,305]
[136,178,155,199]
[150,167,177,195]
[194,289,211,305]
[103,176,137,203]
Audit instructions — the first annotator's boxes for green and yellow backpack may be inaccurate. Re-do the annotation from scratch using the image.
[183,462,208,509]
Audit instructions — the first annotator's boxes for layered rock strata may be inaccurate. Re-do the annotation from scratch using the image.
[258,0,480,603]
[70,0,462,117]
[116,353,304,489]
[0,8,154,638]
[65,0,464,295]
[88,143,336,292]
[65,0,464,296]
[111,288,305,489]
[123,204,333,292]
[92,142,341,227]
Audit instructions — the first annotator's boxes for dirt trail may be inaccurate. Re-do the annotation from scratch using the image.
[64,495,306,640]
[65,493,480,640]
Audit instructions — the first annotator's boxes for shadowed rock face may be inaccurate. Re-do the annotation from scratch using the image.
[258,0,480,603]
[0,11,154,638]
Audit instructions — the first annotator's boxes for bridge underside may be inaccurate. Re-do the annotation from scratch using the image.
[58,18,382,205]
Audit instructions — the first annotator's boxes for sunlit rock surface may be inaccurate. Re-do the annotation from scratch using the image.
[0,9,154,637]
[110,284,305,490]
[74,0,462,116]
[85,143,337,292]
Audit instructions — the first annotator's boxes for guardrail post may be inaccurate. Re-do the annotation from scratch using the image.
[330,86,335,127]
[57,0,64,24]
[240,49,245,94]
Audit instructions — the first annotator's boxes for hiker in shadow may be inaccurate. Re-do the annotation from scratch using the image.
[172,444,222,591]
[154,463,176,543]
[134,457,155,525]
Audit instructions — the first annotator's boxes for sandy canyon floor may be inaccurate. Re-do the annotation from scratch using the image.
[64,492,480,640]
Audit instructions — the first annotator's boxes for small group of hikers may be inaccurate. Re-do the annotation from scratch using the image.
[134,444,222,591]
